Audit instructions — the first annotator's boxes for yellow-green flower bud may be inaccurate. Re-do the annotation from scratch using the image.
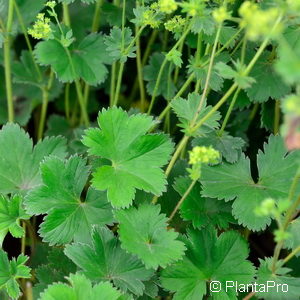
[28,13,52,40]
[164,15,186,33]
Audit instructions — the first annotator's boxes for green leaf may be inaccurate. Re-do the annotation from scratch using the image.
[104,27,136,63]
[0,249,31,299]
[0,123,67,195]
[82,107,173,208]
[285,218,300,256]
[200,135,299,230]
[0,195,30,245]
[191,14,215,35]
[24,156,114,245]
[246,52,290,102]
[203,26,240,48]
[34,33,108,85]
[193,131,245,163]
[161,227,255,300]
[33,248,77,298]
[65,226,153,296]
[40,273,122,300]
[275,26,300,84]
[174,177,234,229]
[115,203,186,269]
[257,258,300,300]
[144,53,177,100]
[171,92,221,137]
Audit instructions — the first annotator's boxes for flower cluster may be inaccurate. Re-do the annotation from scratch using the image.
[28,13,52,40]
[189,146,220,165]
[283,95,300,116]
[46,1,56,9]
[239,1,281,40]
[187,146,220,180]
[164,15,186,35]
[158,0,178,14]
[213,6,231,23]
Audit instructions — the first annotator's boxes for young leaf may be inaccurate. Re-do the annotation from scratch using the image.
[39,273,122,300]
[0,195,30,244]
[200,135,299,230]
[25,156,114,245]
[144,53,177,100]
[161,227,255,300]
[257,258,300,300]
[104,27,136,63]
[193,131,245,163]
[0,249,31,300]
[115,203,186,269]
[35,33,108,85]
[171,92,221,137]
[173,177,234,229]
[64,226,153,296]
[82,107,173,208]
[0,123,67,195]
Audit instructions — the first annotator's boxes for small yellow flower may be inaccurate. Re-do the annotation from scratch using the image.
[142,9,161,28]
[189,146,220,165]
[213,6,231,23]
[164,15,186,33]
[158,0,178,14]
[28,13,52,40]
[239,1,281,40]
[46,1,56,9]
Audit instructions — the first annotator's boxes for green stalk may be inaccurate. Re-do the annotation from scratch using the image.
[4,0,14,122]
[38,72,54,140]
[274,100,280,134]
[13,0,42,80]
[65,83,70,120]
[62,3,71,27]
[110,62,117,106]
[283,245,300,265]
[92,0,104,32]
[113,0,126,106]
[135,1,146,111]
[168,179,197,221]
[219,87,241,135]
[147,24,192,115]
[191,24,222,125]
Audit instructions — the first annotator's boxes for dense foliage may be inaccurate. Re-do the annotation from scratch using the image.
[0,0,300,299]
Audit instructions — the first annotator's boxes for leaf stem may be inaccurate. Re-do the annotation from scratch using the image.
[38,71,54,140]
[283,245,300,265]
[147,24,192,115]
[62,3,71,27]
[274,100,280,135]
[219,87,241,135]
[91,0,104,32]
[4,0,14,122]
[168,179,197,222]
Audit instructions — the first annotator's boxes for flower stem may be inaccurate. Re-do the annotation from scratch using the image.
[168,179,197,222]
[4,0,14,122]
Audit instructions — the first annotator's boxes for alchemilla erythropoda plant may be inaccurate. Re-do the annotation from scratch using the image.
[0,0,300,299]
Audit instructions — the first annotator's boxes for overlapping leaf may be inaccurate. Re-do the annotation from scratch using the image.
[144,53,177,100]
[161,227,255,300]
[0,250,31,300]
[174,177,234,229]
[193,131,245,163]
[39,273,122,300]
[0,195,30,245]
[35,33,108,85]
[0,123,67,195]
[115,203,186,269]
[82,107,173,208]
[171,92,221,137]
[65,226,153,296]
[257,258,300,300]
[25,156,114,245]
[200,135,299,230]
